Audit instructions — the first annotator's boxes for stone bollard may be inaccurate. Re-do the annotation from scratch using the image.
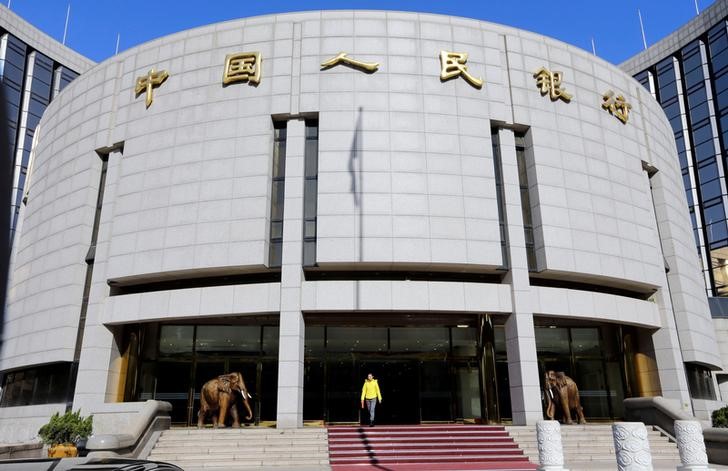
[612,422,653,471]
[536,420,568,471]
[674,420,713,471]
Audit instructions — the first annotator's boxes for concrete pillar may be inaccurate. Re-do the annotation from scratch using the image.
[536,420,568,471]
[498,128,542,425]
[675,420,712,471]
[276,119,306,428]
[612,422,653,471]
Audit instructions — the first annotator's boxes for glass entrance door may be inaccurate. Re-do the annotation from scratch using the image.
[154,361,192,425]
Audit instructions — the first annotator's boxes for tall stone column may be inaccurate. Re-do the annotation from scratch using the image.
[498,128,543,425]
[276,119,306,428]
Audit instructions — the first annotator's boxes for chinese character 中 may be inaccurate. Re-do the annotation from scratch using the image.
[321,52,379,73]
[601,90,632,124]
[439,51,483,89]
[533,67,572,103]
[223,52,262,86]
[135,69,169,108]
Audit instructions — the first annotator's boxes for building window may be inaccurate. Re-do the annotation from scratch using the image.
[491,129,509,269]
[0,363,74,407]
[685,363,717,400]
[303,119,318,267]
[515,132,537,271]
[269,120,287,268]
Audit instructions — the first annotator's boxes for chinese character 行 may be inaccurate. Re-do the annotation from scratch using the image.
[223,52,262,86]
[321,52,379,73]
[439,51,483,89]
[135,69,169,108]
[601,90,632,124]
[533,67,572,102]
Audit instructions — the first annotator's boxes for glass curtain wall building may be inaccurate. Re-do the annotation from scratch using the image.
[0,5,93,245]
[621,0,728,400]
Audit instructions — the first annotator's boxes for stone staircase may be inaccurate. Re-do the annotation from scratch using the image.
[506,424,681,470]
[328,424,537,470]
[145,427,330,470]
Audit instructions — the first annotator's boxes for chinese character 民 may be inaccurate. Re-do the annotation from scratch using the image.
[601,90,632,124]
[223,52,262,86]
[533,67,572,103]
[135,69,169,108]
[439,51,483,89]
[321,52,379,73]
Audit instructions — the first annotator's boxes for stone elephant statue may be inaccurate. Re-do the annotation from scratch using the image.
[197,372,253,428]
[543,370,586,425]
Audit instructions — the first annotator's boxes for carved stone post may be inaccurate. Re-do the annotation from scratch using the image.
[674,420,713,471]
[612,422,653,471]
[536,420,568,471]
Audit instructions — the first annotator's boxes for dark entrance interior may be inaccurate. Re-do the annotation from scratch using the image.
[302,314,503,424]
[534,320,628,420]
[122,319,279,426]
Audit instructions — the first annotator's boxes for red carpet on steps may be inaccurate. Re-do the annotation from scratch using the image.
[327,424,537,471]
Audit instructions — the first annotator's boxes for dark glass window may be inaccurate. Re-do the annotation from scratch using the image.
[0,363,74,407]
[704,201,726,225]
[514,132,536,271]
[686,364,716,400]
[491,129,509,268]
[302,119,318,267]
[269,121,287,268]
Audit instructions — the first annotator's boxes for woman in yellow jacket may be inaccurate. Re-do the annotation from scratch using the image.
[360,373,382,427]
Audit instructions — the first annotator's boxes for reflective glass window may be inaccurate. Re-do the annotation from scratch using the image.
[195,326,261,353]
[326,327,387,352]
[159,325,194,354]
[390,327,450,352]
[707,221,728,244]
[701,179,722,202]
[704,202,726,225]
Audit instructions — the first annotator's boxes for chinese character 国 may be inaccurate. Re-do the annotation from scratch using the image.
[223,52,262,86]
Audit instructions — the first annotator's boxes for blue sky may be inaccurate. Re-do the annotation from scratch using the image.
[6,0,716,65]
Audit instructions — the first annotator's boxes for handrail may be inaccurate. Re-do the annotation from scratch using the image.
[624,396,728,465]
[85,400,171,459]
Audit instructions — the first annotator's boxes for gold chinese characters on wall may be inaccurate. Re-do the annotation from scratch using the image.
[133,48,634,125]
[223,52,262,86]
[135,69,169,108]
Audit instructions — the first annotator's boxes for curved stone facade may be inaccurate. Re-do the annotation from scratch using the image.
[0,11,722,438]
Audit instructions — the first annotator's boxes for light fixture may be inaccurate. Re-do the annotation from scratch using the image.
[456,324,469,328]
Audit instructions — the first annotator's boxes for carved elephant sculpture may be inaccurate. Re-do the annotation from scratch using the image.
[543,370,586,425]
[197,372,253,428]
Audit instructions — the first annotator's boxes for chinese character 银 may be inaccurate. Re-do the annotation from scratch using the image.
[533,67,572,102]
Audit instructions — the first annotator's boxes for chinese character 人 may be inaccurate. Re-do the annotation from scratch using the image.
[135,69,169,108]
[223,52,262,86]
[533,67,572,102]
[321,52,379,73]
[602,90,632,124]
[439,51,483,89]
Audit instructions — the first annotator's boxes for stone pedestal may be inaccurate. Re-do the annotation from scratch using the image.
[536,420,568,471]
[612,422,653,471]
[675,420,713,471]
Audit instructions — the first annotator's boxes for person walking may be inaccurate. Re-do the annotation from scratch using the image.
[360,373,382,427]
